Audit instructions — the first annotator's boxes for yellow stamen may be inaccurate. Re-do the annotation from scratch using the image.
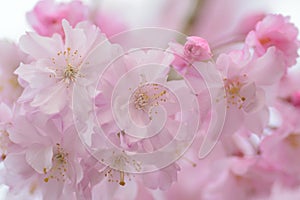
[119,171,126,186]
[181,156,197,167]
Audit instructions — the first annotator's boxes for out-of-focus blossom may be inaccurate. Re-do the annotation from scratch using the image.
[27,0,88,37]
[260,184,300,200]
[277,66,300,108]
[199,157,292,200]
[93,12,127,37]
[190,0,271,43]
[235,13,266,35]
[260,128,300,179]
[0,41,25,105]
[246,14,299,68]
[27,0,128,39]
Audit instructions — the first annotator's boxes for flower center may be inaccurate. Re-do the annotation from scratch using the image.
[101,150,142,186]
[63,64,78,83]
[134,92,149,110]
[223,76,247,109]
[43,143,69,183]
[131,83,168,119]
[50,47,85,84]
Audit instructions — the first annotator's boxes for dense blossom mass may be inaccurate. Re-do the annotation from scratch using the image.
[0,0,300,199]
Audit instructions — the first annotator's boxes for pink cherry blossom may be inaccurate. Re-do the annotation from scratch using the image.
[246,14,299,68]
[15,20,121,114]
[260,126,300,180]
[5,113,85,199]
[94,49,173,138]
[27,0,88,37]
[1,0,300,199]
[215,46,285,135]
[91,49,195,191]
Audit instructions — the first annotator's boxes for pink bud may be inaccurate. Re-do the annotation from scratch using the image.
[183,36,212,61]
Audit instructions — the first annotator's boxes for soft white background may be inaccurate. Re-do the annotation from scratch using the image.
[1,0,300,40]
[0,0,299,199]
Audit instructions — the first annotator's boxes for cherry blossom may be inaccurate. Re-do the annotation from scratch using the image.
[89,49,196,191]
[246,14,299,68]
[27,0,88,37]
[5,113,85,199]
[1,0,300,199]
[214,46,285,135]
[16,20,121,114]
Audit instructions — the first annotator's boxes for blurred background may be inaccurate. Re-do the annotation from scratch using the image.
[1,0,300,40]
[0,0,299,199]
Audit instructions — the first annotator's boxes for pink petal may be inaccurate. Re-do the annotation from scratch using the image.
[0,103,12,122]
[25,144,53,174]
[221,106,244,135]
[246,47,285,85]
[30,82,68,114]
[4,153,33,176]
[15,61,55,89]
[244,106,269,134]
[9,116,43,145]
[19,32,63,60]
[62,20,87,54]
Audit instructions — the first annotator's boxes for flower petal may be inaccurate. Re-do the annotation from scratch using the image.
[25,144,53,174]
[246,47,285,85]
[19,32,63,60]
[30,82,67,114]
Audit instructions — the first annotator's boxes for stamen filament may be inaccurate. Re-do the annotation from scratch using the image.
[182,156,197,167]
[119,171,125,186]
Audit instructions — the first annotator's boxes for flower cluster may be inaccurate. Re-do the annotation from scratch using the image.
[0,0,300,199]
